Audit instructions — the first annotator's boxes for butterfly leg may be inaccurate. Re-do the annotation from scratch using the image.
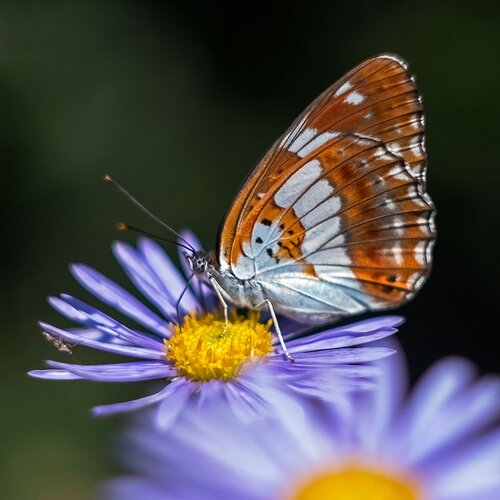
[261,299,294,362]
[208,276,229,326]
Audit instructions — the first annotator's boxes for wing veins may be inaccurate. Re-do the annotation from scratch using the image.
[267,279,364,311]
[235,59,406,225]
[254,147,410,254]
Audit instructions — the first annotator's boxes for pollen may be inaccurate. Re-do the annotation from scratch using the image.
[165,312,274,382]
[288,465,420,500]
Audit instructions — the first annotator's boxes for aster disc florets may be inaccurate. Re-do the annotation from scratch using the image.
[166,312,273,382]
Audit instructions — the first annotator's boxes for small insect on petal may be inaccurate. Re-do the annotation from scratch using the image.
[42,331,75,355]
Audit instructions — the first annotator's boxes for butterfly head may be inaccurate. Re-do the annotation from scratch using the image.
[185,250,210,276]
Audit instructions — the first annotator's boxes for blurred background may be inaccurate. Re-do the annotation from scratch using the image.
[1,1,499,498]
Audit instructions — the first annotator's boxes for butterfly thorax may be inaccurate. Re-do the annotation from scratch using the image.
[210,265,266,309]
[185,250,265,309]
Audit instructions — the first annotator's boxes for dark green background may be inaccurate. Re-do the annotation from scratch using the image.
[1,1,499,498]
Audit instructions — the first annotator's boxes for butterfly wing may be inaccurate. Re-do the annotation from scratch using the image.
[218,54,435,321]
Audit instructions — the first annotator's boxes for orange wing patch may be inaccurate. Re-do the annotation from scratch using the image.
[309,141,434,305]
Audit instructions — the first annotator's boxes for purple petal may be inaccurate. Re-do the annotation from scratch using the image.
[284,372,376,398]
[64,326,129,345]
[137,238,199,313]
[50,295,161,349]
[45,360,175,382]
[271,347,396,364]
[177,230,217,309]
[155,378,195,429]
[113,241,178,320]
[39,322,165,360]
[286,316,404,342]
[286,328,397,353]
[28,369,82,380]
[270,361,382,379]
[70,263,171,337]
[222,381,271,423]
[91,383,176,417]
[178,229,204,254]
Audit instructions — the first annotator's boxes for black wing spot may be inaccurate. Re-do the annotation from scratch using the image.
[266,248,273,258]
[279,223,285,230]
[255,237,263,244]
[382,285,394,294]
[387,275,397,283]
[277,241,283,247]
[261,218,272,226]
[288,229,294,235]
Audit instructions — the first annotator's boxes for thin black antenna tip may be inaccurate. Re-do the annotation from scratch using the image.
[116,222,128,231]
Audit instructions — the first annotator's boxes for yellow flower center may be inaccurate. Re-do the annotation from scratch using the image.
[288,465,420,500]
[165,312,274,382]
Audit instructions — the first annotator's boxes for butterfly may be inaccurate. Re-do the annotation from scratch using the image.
[111,53,436,360]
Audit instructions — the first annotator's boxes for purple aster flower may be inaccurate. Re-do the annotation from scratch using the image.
[103,352,500,500]
[30,230,400,426]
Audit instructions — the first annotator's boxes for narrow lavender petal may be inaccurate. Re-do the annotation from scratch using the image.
[45,360,175,382]
[113,241,178,320]
[138,237,198,313]
[283,315,404,342]
[287,372,376,397]
[177,229,203,283]
[269,360,382,380]
[66,326,129,345]
[286,328,396,353]
[178,229,204,253]
[222,381,272,423]
[308,315,403,336]
[336,315,404,331]
[50,295,162,348]
[28,369,82,380]
[156,378,195,429]
[70,263,171,337]
[270,347,395,364]
[177,229,217,309]
[91,383,175,417]
[49,294,115,327]
[287,321,399,347]
[39,322,165,360]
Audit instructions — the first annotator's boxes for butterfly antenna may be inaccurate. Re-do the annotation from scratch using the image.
[117,222,195,253]
[104,174,195,253]
[176,273,195,328]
